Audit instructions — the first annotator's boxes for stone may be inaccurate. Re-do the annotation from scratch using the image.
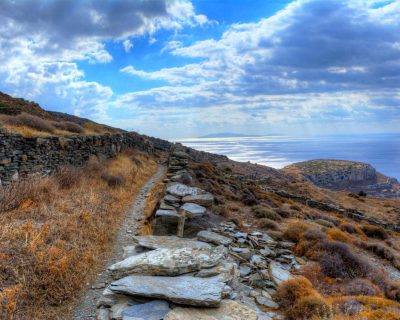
[121,300,170,320]
[197,230,232,246]
[196,262,238,283]
[155,209,179,219]
[250,255,265,266]
[182,193,214,207]
[231,247,252,260]
[269,262,293,285]
[97,308,110,320]
[133,235,211,250]
[123,246,144,259]
[240,265,252,277]
[255,296,279,309]
[109,275,225,307]
[164,194,180,205]
[181,203,206,218]
[164,300,258,320]
[109,246,226,277]
[234,232,247,239]
[259,247,274,257]
[166,183,203,197]
[159,200,176,210]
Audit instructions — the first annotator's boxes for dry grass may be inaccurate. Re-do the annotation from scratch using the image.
[0,151,157,319]
[140,179,166,235]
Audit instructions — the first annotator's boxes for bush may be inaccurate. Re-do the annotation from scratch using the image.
[274,277,316,309]
[55,166,82,189]
[343,278,382,296]
[361,242,400,268]
[317,241,370,279]
[0,178,41,212]
[339,223,358,234]
[4,113,55,133]
[315,218,335,228]
[288,295,332,320]
[242,192,259,205]
[101,172,125,187]
[260,218,280,230]
[283,220,310,242]
[277,203,296,218]
[251,205,281,220]
[327,228,354,244]
[361,225,388,240]
[53,121,84,134]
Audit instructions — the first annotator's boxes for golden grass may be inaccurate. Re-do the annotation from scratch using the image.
[0,151,157,319]
[140,179,166,235]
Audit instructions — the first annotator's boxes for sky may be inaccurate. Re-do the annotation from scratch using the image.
[0,0,399,139]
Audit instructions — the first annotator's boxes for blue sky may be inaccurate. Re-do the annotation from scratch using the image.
[0,0,399,139]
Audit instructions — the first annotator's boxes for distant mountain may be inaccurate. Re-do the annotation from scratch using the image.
[199,132,261,138]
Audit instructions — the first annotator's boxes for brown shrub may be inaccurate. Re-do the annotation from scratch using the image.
[288,295,332,320]
[361,242,400,269]
[274,276,316,309]
[251,205,281,220]
[361,224,389,240]
[55,165,82,189]
[260,218,280,230]
[4,113,55,133]
[277,203,296,218]
[339,222,361,234]
[101,172,125,187]
[283,220,310,242]
[0,178,43,212]
[315,218,335,228]
[317,241,371,279]
[327,228,354,244]
[53,121,84,134]
[343,278,382,296]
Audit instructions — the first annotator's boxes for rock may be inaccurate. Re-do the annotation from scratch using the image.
[278,241,295,249]
[182,193,214,207]
[234,232,247,239]
[171,171,194,185]
[111,298,140,319]
[133,235,211,250]
[121,300,170,320]
[197,230,232,246]
[167,183,203,197]
[164,300,258,320]
[109,275,225,307]
[259,247,274,258]
[181,203,206,218]
[240,265,252,277]
[269,262,293,285]
[231,247,252,260]
[97,308,110,320]
[155,209,179,219]
[255,296,279,309]
[159,200,177,210]
[250,255,265,266]
[196,262,238,283]
[164,194,180,205]
[109,246,226,278]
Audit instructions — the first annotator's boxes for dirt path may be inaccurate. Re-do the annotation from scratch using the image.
[73,165,166,319]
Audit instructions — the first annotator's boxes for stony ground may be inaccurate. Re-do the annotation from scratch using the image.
[72,148,305,320]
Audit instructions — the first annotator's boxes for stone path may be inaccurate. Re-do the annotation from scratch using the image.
[73,165,166,319]
[75,148,300,320]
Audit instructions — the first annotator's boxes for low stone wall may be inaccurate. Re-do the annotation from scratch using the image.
[0,128,171,185]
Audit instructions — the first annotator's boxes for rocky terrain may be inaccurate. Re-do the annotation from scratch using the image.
[284,159,400,198]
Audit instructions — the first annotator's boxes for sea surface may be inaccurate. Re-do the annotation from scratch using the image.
[178,133,400,180]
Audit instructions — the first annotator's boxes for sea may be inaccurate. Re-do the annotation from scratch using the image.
[178,133,400,180]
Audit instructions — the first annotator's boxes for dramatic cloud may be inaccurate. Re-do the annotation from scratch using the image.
[120,0,400,137]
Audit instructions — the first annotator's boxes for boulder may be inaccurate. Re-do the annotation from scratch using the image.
[164,194,180,205]
[155,209,179,219]
[109,275,225,307]
[269,262,293,285]
[197,230,232,246]
[167,183,203,198]
[132,235,211,250]
[182,193,214,207]
[121,300,170,320]
[164,300,257,320]
[109,246,226,278]
[181,203,206,218]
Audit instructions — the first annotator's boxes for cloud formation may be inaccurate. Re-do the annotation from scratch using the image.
[120,0,400,137]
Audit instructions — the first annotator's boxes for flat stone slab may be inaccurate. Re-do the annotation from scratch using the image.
[164,300,257,320]
[109,246,226,278]
[109,275,225,307]
[167,183,203,197]
[197,230,232,246]
[155,209,179,219]
[182,193,214,207]
[181,203,206,218]
[121,300,170,320]
[164,194,180,205]
[269,262,293,285]
[133,235,211,250]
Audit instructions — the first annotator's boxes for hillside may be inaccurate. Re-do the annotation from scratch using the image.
[283,159,400,198]
[0,92,400,319]
[0,91,122,137]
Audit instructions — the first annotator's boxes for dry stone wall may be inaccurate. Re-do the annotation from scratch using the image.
[0,128,171,185]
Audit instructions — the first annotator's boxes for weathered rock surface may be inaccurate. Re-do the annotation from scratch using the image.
[164,300,258,320]
[121,300,170,320]
[109,275,225,307]
[182,193,214,207]
[181,203,207,218]
[167,183,203,197]
[109,246,226,277]
[155,209,179,219]
[269,262,293,285]
[197,230,232,246]
[133,235,211,250]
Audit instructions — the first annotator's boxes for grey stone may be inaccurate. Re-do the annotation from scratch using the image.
[155,209,179,219]
[109,275,225,307]
[97,308,110,320]
[166,183,203,197]
[182,193,214,207]
[164,194,180,205]
[269,262,293,285]
[231,247,252,260]
[255,296,279,309]
[181,202,206,218]
[109,246,226,277]
[197,230,232,246]
[121,300,170,320]
[133,235,211,250]
[240,265,252,277]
